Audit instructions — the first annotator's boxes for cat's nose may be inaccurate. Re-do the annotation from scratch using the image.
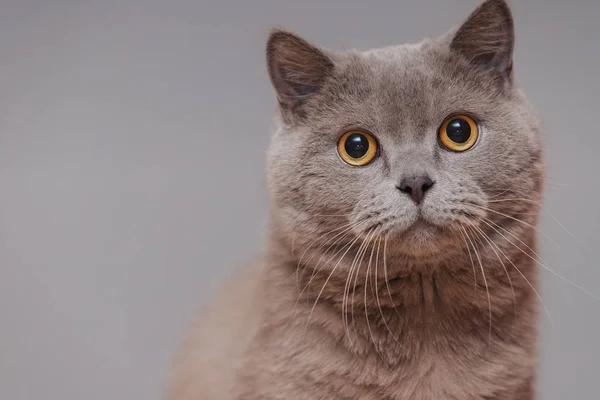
[397,175,434,205]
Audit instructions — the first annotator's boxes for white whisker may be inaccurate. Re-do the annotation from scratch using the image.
[457,226,477,293]
[482,218,600,302]
[294,220,359,285]
[294,221,366,310]
[374,237,404,351]
[487,197,577,240]
[348,229,375,346]
[303,221,365,293]
[364,234,389,367]
[478,218,555,326]
[471,224,516,314]
[306,231,364,330]
[462,226,492,344]
[383,235,407,326]
[472,204,558,247]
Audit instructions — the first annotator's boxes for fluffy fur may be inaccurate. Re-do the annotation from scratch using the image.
[167,1,544,399]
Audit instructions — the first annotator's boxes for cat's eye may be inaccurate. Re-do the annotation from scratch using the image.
[439,115,479,152]
[337,130,378,166]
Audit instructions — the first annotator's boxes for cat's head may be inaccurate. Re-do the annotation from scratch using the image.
[265,0,543,267]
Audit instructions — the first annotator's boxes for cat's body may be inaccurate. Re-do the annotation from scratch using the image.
[169,239,538,400]
[168,1,543,399]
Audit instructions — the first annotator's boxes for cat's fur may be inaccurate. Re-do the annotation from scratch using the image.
[167,1,544,399]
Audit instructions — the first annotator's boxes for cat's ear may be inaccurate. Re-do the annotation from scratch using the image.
[266,29,334,117]
[450,0,514,82]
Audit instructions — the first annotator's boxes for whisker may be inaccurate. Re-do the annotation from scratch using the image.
[306,231,364,331]
[294,220,359,284]
[472,204,559,247]
[294,221,366,309]
[339,226,375,350]
[373,237,403,350]
[478,218,555,325]
[302,220,365,292]
[462,226,492,345]
[364,234,389,367]
[383,235,406,326]
[487,186,517,200]
[349,229,375,346]
[482,218,600,302]
[470,223,517,315]
[342,229,370,347]
[457,226,477,293]
[487,198,577,240]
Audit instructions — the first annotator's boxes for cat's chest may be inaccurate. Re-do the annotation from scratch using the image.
[372,339,531,400]
[311,332,526,399]
[378,356,476,399]
[242,322,532,400]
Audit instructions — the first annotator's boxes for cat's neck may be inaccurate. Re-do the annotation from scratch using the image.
[263,223,538,361]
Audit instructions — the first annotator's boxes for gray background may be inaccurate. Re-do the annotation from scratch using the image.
[0,0,598,399]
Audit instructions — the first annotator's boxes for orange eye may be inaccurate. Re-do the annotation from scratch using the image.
[337,130,378,166]
[439,115,479,152]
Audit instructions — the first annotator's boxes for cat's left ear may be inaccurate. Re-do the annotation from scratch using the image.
[450,0,514,84]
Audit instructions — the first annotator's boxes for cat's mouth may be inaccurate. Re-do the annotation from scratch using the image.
[394,212,455,241]
[358,211,441,238]
[383,217,461,259]
[354,208,461,253]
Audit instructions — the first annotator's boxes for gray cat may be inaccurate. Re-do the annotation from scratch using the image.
[167,0,543,398]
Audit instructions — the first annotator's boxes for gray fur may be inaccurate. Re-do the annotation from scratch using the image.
[168,1,544,399]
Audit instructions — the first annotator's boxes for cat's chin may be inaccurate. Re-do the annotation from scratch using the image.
[385,218,460,259]
[398,219,442,242]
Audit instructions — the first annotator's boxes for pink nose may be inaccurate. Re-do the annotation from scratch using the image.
[397,176,434,205]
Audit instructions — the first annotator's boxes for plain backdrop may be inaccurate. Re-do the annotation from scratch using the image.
[0,0,598,399]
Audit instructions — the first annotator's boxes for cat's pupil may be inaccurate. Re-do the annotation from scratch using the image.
[344,133,369,159]
[446,118,471,143]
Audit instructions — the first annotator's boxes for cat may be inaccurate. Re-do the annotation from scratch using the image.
[167,0,544,398]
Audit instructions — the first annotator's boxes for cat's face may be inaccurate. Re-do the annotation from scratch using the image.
[266,0,544,266]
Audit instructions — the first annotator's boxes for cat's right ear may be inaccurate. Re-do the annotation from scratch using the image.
[450,0,514,86]
[266,29,334,120]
